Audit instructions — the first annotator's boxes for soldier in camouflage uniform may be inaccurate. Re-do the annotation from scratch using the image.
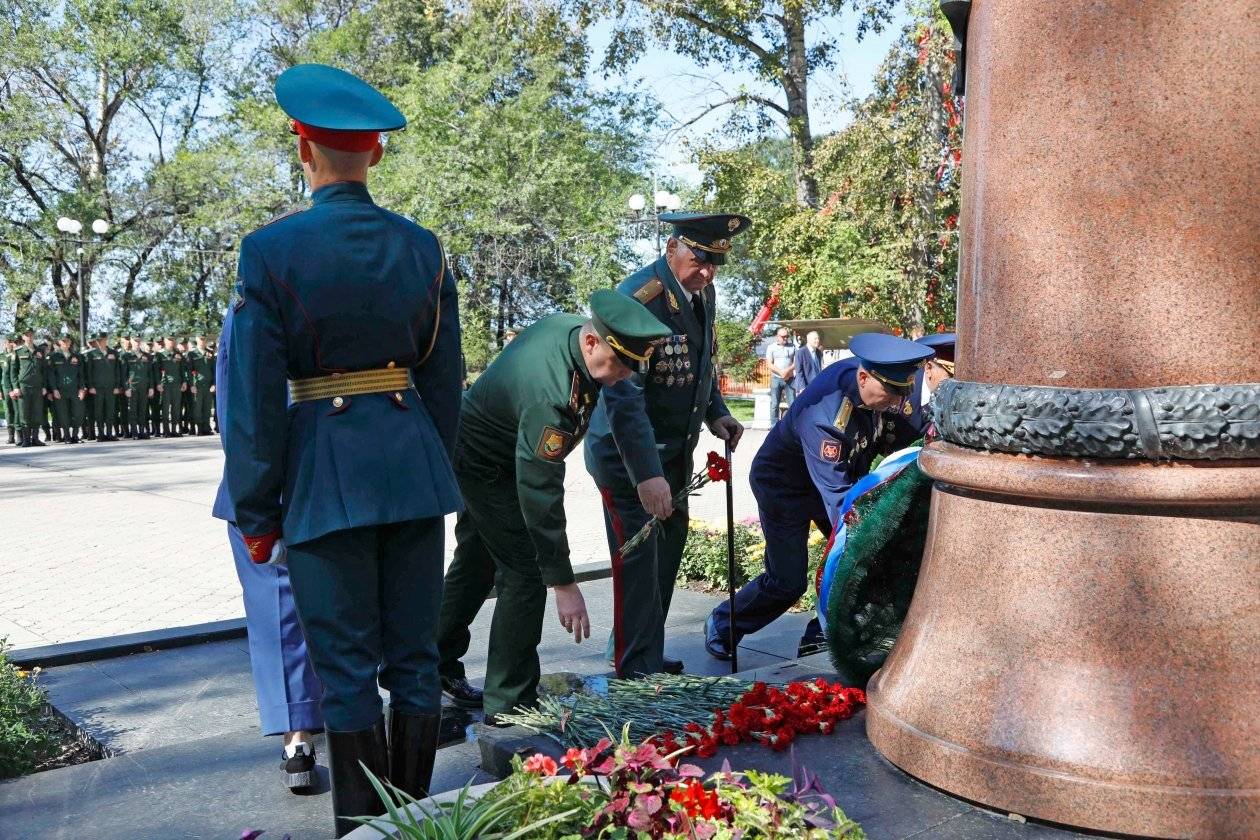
[51,336,85,444]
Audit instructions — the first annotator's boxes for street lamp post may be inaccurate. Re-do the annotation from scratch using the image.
[56,216,110,345]
[626,186,681,256]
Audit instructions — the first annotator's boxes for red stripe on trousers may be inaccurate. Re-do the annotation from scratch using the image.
[599,486,628,676]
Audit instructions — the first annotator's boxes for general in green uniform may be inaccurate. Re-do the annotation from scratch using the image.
[584,212,751,677]
[51,337,85,444]
[6,328,52,448]
[186,335,215,435]
[435,290,670,720]
[124,339,156,440]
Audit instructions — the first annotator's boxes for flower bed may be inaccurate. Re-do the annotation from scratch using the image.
[356,727,866,839]
[0,640,101,779]
[678,519,828,613]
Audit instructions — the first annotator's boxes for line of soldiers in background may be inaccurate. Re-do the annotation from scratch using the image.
[2,328,217,447]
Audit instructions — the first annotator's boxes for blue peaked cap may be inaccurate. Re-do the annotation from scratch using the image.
[275,64,406,131]
[849,332,934,394]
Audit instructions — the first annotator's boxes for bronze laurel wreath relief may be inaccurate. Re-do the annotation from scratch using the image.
[931,380,1260,460]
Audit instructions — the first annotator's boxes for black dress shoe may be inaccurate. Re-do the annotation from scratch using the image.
[440,676,484,709]
[704,615,734,661]
[282,741,316,792]
[388,709,439,800]
[327,717,388,838]
[662,656,684,675]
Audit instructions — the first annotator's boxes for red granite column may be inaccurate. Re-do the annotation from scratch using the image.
[864,1,1260,836]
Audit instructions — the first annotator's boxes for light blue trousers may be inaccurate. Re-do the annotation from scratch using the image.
[229,525,325,736]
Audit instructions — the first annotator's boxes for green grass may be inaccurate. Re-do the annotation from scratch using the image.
[725,397,755,423]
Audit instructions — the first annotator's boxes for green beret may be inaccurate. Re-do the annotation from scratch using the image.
[589,289,671,367]
[660,211,752,266]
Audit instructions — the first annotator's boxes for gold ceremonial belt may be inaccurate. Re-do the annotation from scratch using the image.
[288,367,411,403]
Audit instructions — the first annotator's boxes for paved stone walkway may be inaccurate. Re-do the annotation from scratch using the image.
[0,429,765,649]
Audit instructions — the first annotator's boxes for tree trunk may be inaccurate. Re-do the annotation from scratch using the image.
[782,10,818,208]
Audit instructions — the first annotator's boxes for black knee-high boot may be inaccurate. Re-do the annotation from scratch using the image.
[388,709,440,802]
[326,716,389,838]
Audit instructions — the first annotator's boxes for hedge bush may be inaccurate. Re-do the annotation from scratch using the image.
[0,640,57,779]
[679,519,829,612]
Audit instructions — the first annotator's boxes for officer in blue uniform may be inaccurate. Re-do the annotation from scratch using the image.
[704,333,934,659]
[585,211,751,678]
[219,64,462,837]
[880,331,956,454]
[212,304,324,794]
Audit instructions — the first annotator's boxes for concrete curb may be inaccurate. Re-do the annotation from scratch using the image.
[9,562,615,669]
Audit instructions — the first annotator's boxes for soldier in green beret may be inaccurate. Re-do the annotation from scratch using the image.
[434,290,671,721]
[2,336,16,444]
[51,336,85,444]
[6,328,52,447]
[158,336,186,437]
[187,334,215,435]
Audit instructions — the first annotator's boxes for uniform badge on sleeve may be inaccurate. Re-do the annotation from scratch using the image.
[536,425,574,461]
[902,400,914,416]
[820,439,843,463]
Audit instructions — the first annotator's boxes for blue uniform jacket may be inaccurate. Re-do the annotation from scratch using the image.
[220,181,463,546]
[882,366,930,452]
[584,257,729,487]
[751,357,887,526]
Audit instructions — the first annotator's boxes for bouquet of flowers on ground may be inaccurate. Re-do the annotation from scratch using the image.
[620,452,732,555]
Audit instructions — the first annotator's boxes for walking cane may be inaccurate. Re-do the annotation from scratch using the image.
[725,440,739,674]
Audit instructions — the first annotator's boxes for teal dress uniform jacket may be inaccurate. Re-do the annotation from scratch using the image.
[222,180,462,547]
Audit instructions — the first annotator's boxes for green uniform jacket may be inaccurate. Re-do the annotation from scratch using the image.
[124,350,154,391]
[584,256,730,487]
[459,313,600,585]
[10,345,52,390]
[186,348,214,391]
[51,350,84,394]
[85,347,121,390]
[1,350,12,395]
[158,351,185,390]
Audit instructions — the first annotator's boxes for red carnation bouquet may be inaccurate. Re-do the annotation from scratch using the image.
[619,451,731,555]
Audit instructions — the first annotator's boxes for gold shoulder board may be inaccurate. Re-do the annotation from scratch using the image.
[633,278,664,304]
[834,397,852,429]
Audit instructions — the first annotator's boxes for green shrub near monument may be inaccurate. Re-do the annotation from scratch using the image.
[0,640,58,779]
[679,520,827,613]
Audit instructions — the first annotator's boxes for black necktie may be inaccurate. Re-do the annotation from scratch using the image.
[691,294,705,329]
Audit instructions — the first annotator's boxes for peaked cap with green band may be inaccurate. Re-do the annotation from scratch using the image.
[589,288,671,367]
[659,211,753,265]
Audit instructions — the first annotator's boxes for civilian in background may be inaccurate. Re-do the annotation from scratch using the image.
[792,330,824,396]
[766,327,796,421]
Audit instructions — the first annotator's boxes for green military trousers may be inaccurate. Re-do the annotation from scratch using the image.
[128,390,149,435]
[93,389,115,437]
[54,393,84,438]
[17,386,44,433]
[435,443,548,719]
[161,388,182,433]
[192,388,211,434]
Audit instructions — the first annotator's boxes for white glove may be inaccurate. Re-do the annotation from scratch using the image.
[266,539,288,567]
